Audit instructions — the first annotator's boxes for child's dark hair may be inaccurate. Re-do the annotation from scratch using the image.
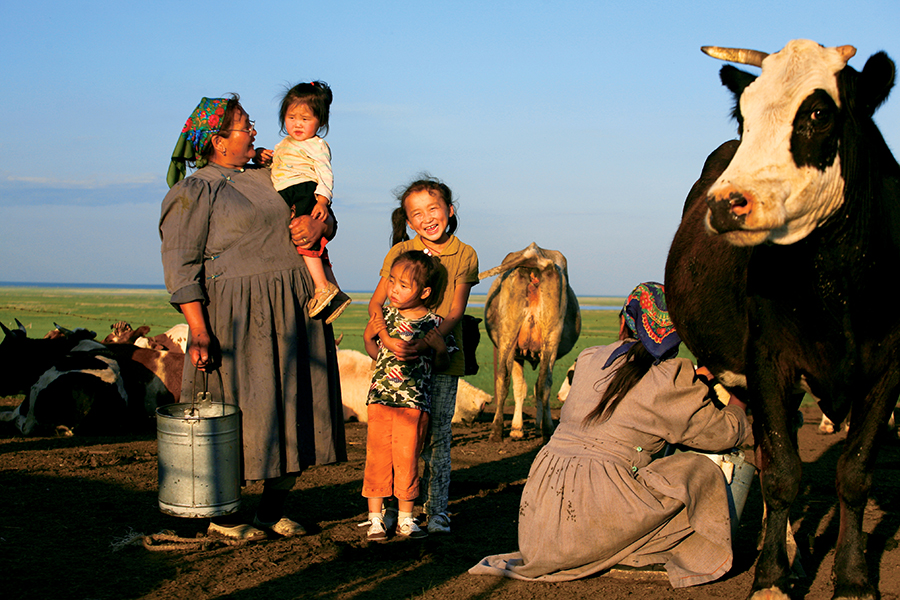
[390,174,458,247]
[279,81,332,136]
[392,250,443,309]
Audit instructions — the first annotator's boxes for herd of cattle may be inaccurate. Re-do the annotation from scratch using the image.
[1,38,897,600]
[0,321,499,436]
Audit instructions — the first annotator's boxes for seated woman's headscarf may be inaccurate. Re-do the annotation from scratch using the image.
[166,97,229,188]
[603,281,682,368]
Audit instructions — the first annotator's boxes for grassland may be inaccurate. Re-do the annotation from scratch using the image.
[1,287,692,409]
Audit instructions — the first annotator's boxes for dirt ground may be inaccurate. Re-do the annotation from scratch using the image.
[2,402,900,600]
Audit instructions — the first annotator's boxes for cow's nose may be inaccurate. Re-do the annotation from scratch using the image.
[706,191,751,233]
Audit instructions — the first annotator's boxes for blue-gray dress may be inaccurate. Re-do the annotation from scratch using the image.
[160,163,346,481]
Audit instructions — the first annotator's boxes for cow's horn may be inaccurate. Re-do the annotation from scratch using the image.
[836,45,857,64]
[701,46,768,67]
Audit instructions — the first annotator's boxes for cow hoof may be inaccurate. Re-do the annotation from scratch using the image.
[510,428,524,440]
[833,582,876,600]
[749,586,790,600]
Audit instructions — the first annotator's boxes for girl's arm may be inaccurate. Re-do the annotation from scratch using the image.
[437,282,473,338]
[368,278,418,360]
[424,329,450,371]
[363,315,385,360]
[408,282,474,355]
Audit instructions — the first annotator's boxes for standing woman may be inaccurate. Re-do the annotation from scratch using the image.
[161,96,346,540]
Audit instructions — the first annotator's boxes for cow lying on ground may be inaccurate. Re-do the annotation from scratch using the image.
[103,322,189,353]
[337,348,490,425]
[480,243,581,442]
[0,321,186,435]
[665,40,899,599]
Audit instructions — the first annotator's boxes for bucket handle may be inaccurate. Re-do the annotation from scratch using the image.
[188,368,228,418]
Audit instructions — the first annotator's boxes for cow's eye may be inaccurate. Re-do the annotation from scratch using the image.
[809,106,833,124]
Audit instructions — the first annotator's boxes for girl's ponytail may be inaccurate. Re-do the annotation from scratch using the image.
[391,206,410,246]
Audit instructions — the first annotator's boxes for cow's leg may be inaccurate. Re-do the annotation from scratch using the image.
[533,357,555,442]
[750,380,803,599]
[831,379,898,600]
[509,360,527,439]
[489,347,513,442]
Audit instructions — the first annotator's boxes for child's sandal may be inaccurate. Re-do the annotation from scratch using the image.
[308,282,340,317]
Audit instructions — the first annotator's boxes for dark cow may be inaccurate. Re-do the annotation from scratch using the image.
[481,243,581,442]
[0,321,185,435]
[665,40,898,599]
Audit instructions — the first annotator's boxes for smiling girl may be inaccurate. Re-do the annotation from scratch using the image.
[367,176,479,534]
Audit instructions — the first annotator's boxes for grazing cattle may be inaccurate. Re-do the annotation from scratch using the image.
[336,348,490,425]
[480,243,581,442]
[665,40,899,599]
[0,321,186,435]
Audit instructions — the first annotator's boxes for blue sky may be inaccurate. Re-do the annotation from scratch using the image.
[2,1,898,296]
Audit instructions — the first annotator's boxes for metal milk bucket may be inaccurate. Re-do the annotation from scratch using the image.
[156,376,241,518]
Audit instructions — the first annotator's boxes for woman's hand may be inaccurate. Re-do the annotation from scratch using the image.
[188,330,218,371]
[695,366,714,382]
[290,214,328,250]
[181,301,218,372]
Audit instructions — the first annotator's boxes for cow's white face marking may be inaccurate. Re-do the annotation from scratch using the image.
[708,40,852,245]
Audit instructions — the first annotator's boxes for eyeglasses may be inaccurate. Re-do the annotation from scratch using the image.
[218,120,256,135]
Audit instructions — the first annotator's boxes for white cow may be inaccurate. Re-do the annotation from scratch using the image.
[337,348,490,425]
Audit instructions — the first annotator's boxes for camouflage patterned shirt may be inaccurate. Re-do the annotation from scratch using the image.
[367,307,457,412]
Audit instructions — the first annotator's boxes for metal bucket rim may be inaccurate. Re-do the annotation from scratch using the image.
[156,402,239,420]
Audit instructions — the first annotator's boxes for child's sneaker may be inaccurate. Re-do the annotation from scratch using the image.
[397,516,428,539]
[308,282,339,318]
[325,291,352,325]
[382,506,398,534]
[427,512,451,534]
[365,515,387,542]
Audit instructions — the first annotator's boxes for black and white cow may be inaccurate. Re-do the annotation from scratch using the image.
[665,40,898,600]
[0,320,185,435]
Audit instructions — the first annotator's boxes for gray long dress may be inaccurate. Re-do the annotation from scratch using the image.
[469,342,750,588]
[160,163,346,482]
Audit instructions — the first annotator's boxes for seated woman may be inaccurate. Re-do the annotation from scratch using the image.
[469,282,750,588]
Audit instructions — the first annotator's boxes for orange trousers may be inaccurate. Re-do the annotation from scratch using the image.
[362,404,429,501]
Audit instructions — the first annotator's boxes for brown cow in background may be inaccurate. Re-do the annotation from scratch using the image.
[480,243,581,442]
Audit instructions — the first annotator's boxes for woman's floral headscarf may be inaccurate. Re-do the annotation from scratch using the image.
[166,97,229,188]
[604,282,682,367]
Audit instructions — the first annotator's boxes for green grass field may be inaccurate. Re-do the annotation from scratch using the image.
[0,287,697,409]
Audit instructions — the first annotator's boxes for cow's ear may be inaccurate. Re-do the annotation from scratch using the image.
[720,65,755,131]
[859,51,896,116]
[719,65,756,98]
